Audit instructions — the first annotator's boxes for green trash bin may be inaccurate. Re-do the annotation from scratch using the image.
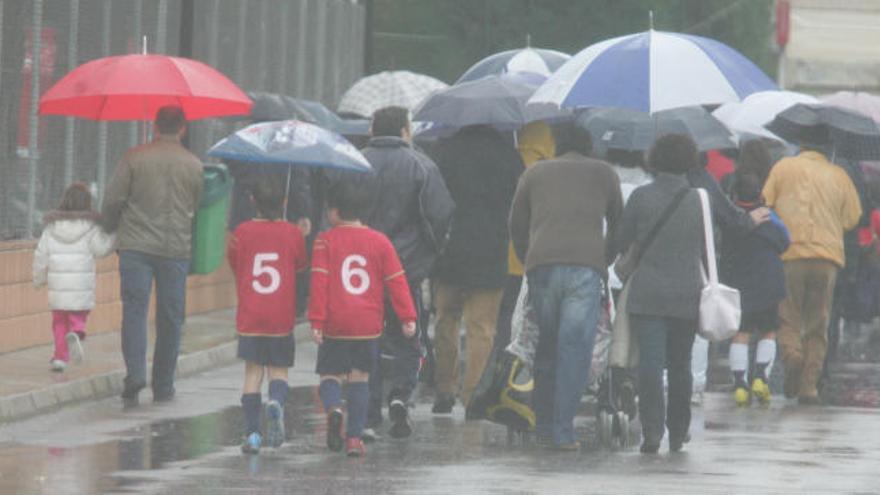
[190,164,234,275]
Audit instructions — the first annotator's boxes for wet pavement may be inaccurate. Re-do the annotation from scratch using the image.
[1,341,880,494]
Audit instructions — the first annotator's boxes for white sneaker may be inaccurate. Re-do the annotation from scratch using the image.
[50,359,66,372]
[66,333,84,363]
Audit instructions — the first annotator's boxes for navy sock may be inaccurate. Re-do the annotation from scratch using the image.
[754,363,769,381]
[241,393,261,435]
[346,382,370,439]
[268,379,289,405]
[319,379,342,412]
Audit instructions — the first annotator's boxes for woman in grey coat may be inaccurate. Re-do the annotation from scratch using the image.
[613,134,705,454]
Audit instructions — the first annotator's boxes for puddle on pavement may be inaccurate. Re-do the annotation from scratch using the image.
[0,388,319,494]
[0,356,878,494]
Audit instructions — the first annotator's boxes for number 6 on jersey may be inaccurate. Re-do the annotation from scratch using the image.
[342,255,370,295]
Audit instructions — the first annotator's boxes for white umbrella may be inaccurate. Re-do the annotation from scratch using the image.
[821,91,880,124]
[337,70,448,118]
[712,90,819,142]
[456,47,571,84]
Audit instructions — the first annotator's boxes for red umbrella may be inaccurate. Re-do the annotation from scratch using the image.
[39,54,252,121]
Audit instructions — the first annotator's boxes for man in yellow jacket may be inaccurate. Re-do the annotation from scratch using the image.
[496,121,555,347]
[762,146,862,404]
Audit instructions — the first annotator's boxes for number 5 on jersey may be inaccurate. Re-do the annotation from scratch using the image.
[252,253,281,294]
[342,254,370,295]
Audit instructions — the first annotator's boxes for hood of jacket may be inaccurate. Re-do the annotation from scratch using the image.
[45,215,99,244]
[516,121,555,167]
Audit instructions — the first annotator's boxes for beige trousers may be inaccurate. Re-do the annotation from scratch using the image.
[777,259,838,398]
[433,282,503,405]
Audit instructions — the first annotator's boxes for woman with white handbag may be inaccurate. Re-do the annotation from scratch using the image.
[612,135,707,454]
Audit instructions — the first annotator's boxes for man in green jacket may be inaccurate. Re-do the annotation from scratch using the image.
[102,106,203,407]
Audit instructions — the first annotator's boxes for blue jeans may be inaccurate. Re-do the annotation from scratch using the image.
[631,314,696,446]
[368,281,424,426]
[529,265,601,445]
[119,250,189,398]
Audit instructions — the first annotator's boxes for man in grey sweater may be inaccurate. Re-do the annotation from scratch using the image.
[509,125,623,450]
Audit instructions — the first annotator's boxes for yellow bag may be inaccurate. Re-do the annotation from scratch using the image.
[485,355,536,431]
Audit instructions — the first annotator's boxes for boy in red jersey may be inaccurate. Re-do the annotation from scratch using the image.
[309,178,417,457]
[228,176,307,454]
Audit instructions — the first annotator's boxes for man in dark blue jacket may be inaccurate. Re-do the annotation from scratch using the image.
[339,106,455,440]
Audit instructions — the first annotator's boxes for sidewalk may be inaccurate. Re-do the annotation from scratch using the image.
[0,309,307,423]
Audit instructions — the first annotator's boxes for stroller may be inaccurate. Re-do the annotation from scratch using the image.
[469,277,635,447]
[594,284,638,449]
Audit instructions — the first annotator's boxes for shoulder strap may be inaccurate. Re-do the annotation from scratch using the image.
[636,186,690,265]
[698,188,718,285]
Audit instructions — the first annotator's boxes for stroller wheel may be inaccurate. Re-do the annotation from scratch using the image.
[615,411,631,449]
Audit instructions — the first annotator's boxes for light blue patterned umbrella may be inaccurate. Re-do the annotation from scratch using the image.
[208,120,372,172]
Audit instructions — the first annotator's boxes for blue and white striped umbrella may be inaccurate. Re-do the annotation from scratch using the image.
[529,30,777,114]
[456,47,571,84]
[208,120,372,172]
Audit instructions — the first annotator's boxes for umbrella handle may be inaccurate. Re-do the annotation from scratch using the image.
[284,165,292,221]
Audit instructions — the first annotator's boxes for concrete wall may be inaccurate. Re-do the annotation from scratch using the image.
[0,241,235,354]
[782,0,880,92]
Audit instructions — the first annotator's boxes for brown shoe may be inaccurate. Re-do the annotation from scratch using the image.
[546,442,580,452]
[784,361,802,399]
[799,364,821,401]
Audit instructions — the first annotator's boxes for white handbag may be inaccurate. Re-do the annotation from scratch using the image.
[697,188,741,342]
[609,281,639,368]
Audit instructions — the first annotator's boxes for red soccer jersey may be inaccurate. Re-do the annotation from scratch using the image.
[308,224,417,339]
[227,220,307,336]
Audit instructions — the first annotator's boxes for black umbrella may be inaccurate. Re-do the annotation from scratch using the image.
[412,75,534,129]
[765,104,880,161]
[576,106,736,152]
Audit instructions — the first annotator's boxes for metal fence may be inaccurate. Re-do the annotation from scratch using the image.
[0,0,366,240]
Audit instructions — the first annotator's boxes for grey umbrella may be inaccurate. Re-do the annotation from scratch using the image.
[246,91,370,136]
[246,91,317,123]
[576,106,736,152]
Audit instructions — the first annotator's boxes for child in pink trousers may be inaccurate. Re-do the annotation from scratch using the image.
[33,183,115,372]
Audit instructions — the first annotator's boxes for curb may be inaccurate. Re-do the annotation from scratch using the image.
[0,340,238,424]
[0,323,314,424]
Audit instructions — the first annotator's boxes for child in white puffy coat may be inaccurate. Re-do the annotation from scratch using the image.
[33,183,115,372]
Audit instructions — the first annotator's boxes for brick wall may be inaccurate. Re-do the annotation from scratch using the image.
[0,241,236,354]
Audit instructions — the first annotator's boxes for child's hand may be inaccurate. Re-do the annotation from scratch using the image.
[312,327,324,345]
[297,217,312,237]
[402,321,416,338]
[750,207,771,225]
